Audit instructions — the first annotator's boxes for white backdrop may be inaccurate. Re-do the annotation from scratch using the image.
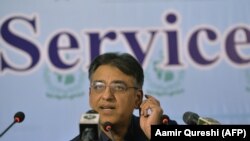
[1,0,250,141]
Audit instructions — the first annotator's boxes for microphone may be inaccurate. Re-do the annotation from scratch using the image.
[183,111,220,125]
[103,122,115,141]
[161,114,178,125]
[103,122,112,132]
[0,111,25,138]
[79,110,99,141]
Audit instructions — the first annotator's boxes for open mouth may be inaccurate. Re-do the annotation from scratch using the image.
[100,106,115,110]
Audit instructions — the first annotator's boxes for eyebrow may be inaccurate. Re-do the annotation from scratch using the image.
[110,80,127,85]
[92,80,104,83]
[92,80,127,85]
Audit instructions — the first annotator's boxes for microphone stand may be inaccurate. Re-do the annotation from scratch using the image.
[0,121,16,137]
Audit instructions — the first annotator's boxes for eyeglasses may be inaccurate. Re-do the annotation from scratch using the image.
[90,81,139,94]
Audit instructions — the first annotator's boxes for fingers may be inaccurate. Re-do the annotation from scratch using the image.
[140,94,162,117]
[139,94,163,139]
[145,94,160,105]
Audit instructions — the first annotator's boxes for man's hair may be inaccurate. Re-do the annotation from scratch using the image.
[88,52,144,88]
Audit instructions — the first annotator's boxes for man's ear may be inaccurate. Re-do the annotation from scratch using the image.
[135,89,143,109]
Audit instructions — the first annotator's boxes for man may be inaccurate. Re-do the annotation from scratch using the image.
[71,52,164,141]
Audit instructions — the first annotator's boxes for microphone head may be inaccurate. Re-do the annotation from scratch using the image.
[161,115,170,125]
[79,111,99,141]
[14,111,25,123]
[86,109,97,114]
[183,111,199,125]
[198,117,221,125]
[103,122,112,132]
[162,114,178,125]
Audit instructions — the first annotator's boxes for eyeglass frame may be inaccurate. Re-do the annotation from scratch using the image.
[89,80,140,94]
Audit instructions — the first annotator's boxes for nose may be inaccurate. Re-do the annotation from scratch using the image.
[101,86,115,101]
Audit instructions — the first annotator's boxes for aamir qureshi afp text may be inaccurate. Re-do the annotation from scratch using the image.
[154,128,220,137]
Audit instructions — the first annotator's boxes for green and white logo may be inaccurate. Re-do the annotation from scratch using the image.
[144,55,185,97]
[44,68,86,99]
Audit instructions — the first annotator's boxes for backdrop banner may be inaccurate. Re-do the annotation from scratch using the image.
[0,0,250,141]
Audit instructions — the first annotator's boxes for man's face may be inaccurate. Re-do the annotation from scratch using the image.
[89,65,142,125]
